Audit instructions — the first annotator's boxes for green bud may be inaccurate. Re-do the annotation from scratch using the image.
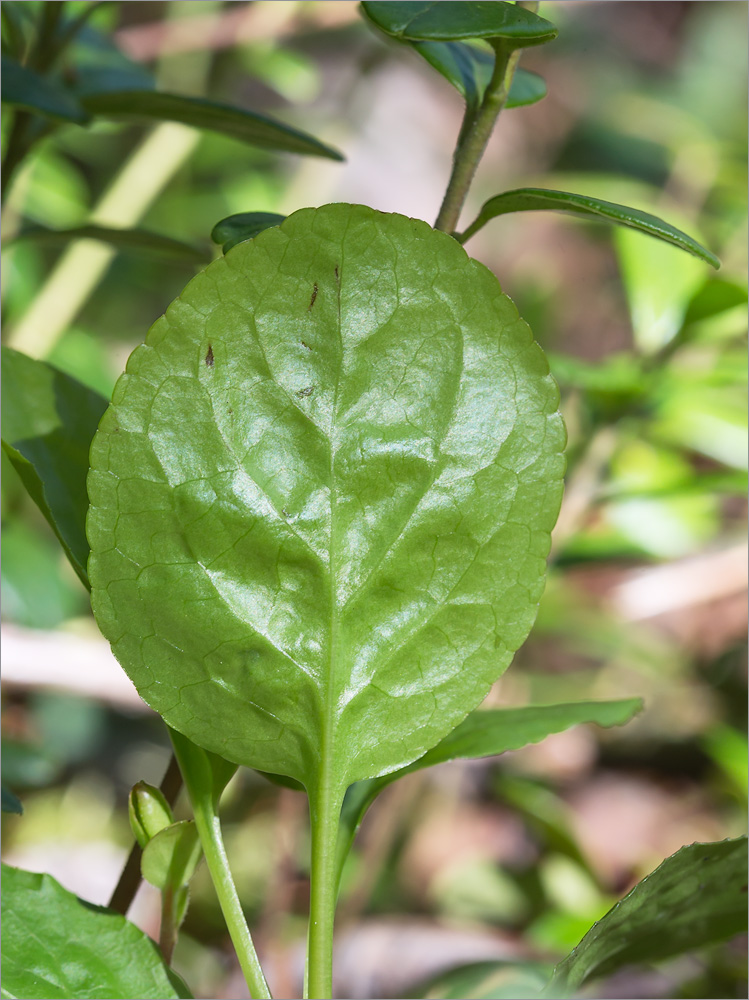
[128,781,173,849]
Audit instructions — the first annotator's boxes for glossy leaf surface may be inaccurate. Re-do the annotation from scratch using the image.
[1,865,191,999]
[2,348,108,587]
[80,91,344,160]
[141,820,202,891]
[412,40,545,110]
[88,204,565,795]
[13,225,207,262]
[361,2,557,47]
[460,188,720,268]
[550,836,749,992]
[211,212,286,253]
[1,58,89,124]
[336,698,642,886]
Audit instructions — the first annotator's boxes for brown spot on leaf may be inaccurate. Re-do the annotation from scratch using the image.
[205,345,214,368]
[301,340,312,351]
[308,283,318,310]
[295,385,314,398]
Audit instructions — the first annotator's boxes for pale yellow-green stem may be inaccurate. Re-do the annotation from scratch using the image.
[6,123,201,358]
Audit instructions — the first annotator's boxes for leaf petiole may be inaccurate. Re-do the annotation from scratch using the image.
[170,730,272,1000]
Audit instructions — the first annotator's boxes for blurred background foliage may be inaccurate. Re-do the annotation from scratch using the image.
[1,2,746,998]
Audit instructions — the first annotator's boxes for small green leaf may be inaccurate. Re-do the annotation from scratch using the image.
[1,864,192,999]
[506,68,547,109]
[1,58,90,124]
[79,91,344,160]
[129,781,174,850]
[210,212,286,254]
[1,785,23,815]
[549,836,749,993]
[361,1,557,47]
[141,821,202,892]
[88,204,565,797]
[1,348,108,588]
[459,188,720,268]
[411,41,545,110]
[12,225,207,263]
[336,699,642,887]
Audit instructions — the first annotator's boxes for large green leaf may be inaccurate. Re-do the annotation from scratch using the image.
[1,58,89,124]
[12,225,207,263]
[549,836,749,993]
[336,698,642,886]
[1,865,191,999]
[459,188,720,268]
[1,348,108,587]
[210,212,287,253]
[412,40,546,110]
[361,2,557,47]
[80,90,344,160]
[88,204,565,799]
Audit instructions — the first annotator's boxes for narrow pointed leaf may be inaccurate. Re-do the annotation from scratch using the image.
[361,1,557,47]
[460,188,720,268]
[1,348,108,588]
[550,836,749,993]
[1,58,90,124]
[79,90,344,160]
[210,212,286,254]
[12,225,207,263]
[88,204,565,797]
[335,698,642,886]
[141,820,202,891]
[412,40,545,110]
[1,865,192,999]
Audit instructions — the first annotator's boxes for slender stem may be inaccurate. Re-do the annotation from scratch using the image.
[170,731,271,999]
[109,753,183,915]
[306,782,344,1000]
[434,41,522,235]
[159,886,177,964]
[193,807,271,999]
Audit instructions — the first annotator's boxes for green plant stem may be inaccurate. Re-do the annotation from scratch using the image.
[306,782,344,1000]
[171,735,271,999]
[434,41,522,235]
[193,801,271,998]
[159,887,177,965]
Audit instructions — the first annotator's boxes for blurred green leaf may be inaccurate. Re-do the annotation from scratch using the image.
[1,58,90,124]
[1,520,87,628]
[79,91,344,160]
[549,836,749,993]
[460,188,720,269]
[1,785,23,815]
[506,68,547,109]
[141,821,202,892]
[361,2,557,47]
[1,348,108,587]
[414,960,553,999]
[12,224,208,262]
[615,222,707,352]
[1,865,192,999]
[211,212,286,253]
[67,22,156,96]
[684,279,748,326]
[336,700,641,887]
[1,2,34,61]
[702,725,749,803]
